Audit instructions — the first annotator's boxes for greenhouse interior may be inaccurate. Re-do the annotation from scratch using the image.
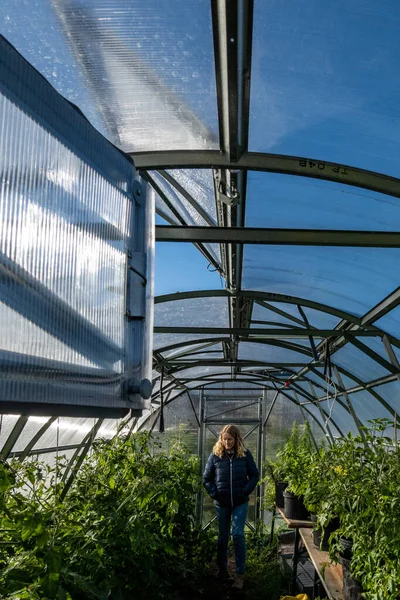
[1,0,400,599]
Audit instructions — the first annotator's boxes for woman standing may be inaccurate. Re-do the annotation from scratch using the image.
[202,424,259,590]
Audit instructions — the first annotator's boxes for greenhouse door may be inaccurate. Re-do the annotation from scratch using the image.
[198,389,264,530]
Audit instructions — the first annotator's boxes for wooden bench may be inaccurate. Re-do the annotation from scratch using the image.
[275,507,343,599]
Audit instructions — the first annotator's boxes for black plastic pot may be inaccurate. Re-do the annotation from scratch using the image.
[339,536,354,561]
[283,490,309,521]
[341,555,363,600]
[275,481,288,509]
[311,514,340,551]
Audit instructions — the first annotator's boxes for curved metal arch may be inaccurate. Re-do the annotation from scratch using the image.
[155,289,365,324]
[144,378,332,440]
[308,365,399,420]
[132,151,400,201]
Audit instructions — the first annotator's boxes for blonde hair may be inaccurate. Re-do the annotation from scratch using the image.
[213,424,246,458]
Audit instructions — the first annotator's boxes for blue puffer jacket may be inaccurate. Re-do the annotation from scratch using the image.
[202,449,259,508]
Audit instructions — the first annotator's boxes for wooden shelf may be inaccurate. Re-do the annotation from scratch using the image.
[299,528,343,600]
[277,506,313,529]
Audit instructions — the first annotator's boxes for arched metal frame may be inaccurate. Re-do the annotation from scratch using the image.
[2,0,400,461]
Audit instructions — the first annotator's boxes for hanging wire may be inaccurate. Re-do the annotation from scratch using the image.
[206,262,219,273]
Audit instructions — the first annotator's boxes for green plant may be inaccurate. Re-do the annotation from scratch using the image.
[278,421,316,497]
[0,433,215,600]
[326,419,400,600]
[244,526,291,600]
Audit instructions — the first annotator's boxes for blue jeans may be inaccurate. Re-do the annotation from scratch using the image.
[215,501,248,574]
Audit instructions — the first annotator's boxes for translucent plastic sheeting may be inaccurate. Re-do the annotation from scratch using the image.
[302,402,341,440]
[155,297,229,328]
[376,305,400,342]
[349,390,394,426]
[333,342,391,382]
[251,302,302,327]
[94,418,124,440]
[0,93,129,361]
[153,333,223,352]
[151,172,220,265]
[154,197,178,225]
[243,245,400,317]
[354,336,400,366]
[0,305,97,368]
[205,400,260,421]
[1,0,219,153]
[31,417,99,450]
[167,169,217,224]
[174,343,224,361]
[0,415,20,451]
[162,341,222,360]
[170,365,234,380]
[9,417,53,453]
[246,172,400,231]
[250,0,400,177]
[318,399,358,436]
[374,380,400,414]
[238,342,312,363]
[264,393,308,455]
[159,392,199,431]
[307,368,359,399]
[254,300,341,331]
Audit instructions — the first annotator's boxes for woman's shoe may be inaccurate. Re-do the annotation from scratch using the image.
[232,574,244,590]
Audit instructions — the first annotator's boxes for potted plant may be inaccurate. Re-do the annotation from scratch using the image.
[327,419,400,600]
[278,421,315,521]
[261,456,288,511]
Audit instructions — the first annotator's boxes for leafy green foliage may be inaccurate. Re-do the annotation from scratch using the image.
[244,527,291,600]
[0,433,215,600]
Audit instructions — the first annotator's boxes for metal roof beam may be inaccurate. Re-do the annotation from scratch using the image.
[156,225,400,247]
[133,151,400,201]
[154,326,382,337]
[361,286,400,325]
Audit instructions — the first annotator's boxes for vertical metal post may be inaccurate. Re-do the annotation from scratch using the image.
[255,395,262,525]
[261,388,267,526]
[197,388,205,525]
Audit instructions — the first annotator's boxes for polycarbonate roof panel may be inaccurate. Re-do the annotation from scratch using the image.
[319,399,358,436]
[251,302,302,327]
[243,246,400,316]
[155,297,228,328]
[153,333,221,353]
[333,343,390,381]
[375,305,400,341]
[246,172,400,230]
[162,341,220,359]
[349,390,394,426]
[151,172,220,264]
[354,336,400,365]
[309,369,358,398]
[302,307,341,330]
[250,1,400,177]
[303,403,339,437]
[1,0,219,153]
[166,170,217,223]
[374,380,400,414]
[175,366,235,379]
[238,342,311,363]
[253,300,340,331]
